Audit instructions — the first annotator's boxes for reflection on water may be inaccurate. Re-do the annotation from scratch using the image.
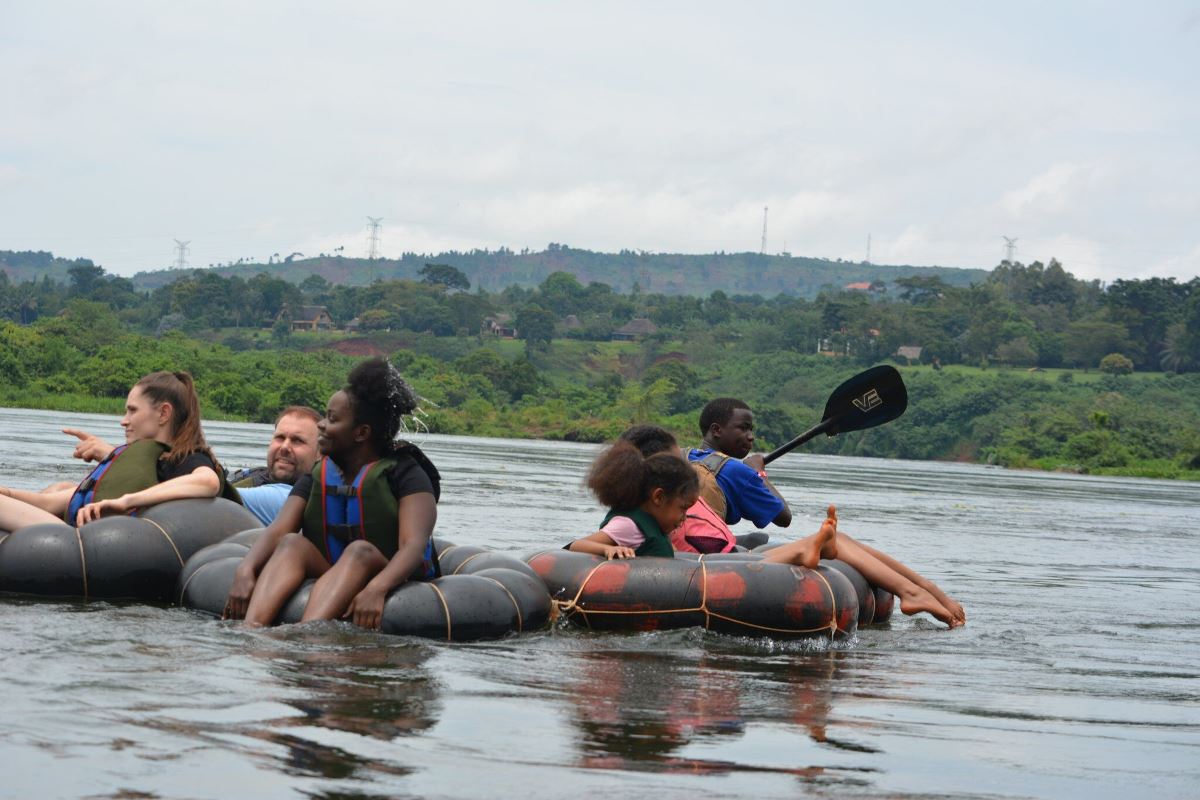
[237,631,440,783]
[1,407,1199,799]
[566,643,868,782]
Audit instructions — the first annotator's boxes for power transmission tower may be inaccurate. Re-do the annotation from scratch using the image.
[865,234,872,264]
[1002,236,1018,264]
[173,239,190,270]
[366,217,383,260]
[760,206,768,254]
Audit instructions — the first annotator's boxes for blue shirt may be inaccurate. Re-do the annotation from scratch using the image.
[236,483,292,526]
[687,448,785,529]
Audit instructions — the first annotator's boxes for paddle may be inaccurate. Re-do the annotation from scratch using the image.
[761,365,907,465]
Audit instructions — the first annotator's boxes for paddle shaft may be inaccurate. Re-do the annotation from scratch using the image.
[758,364,906,466]
[762,418,835,465]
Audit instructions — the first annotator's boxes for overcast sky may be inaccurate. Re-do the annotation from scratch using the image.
[2,1,1198,283]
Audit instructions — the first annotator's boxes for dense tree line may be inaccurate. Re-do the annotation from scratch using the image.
[0,299,1198,480]
[116,245,985,297]
[4,255,1197,374]
[2,251,1199,478]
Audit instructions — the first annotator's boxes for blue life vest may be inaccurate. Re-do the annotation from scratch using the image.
[302,457,439,580]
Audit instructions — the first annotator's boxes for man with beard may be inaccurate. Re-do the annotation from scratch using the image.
[227,406,321,525]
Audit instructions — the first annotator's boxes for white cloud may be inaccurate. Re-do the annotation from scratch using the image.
[1000,163,1096,218]
[1150,244,1200,282]
[879,226,933,266]
[0,2,1197,284]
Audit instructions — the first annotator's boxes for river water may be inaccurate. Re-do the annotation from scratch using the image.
[0,407,1197,799]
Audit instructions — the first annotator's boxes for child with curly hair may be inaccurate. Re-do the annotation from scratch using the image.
[566,438,701,560]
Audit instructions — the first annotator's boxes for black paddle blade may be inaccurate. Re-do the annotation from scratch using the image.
[822,365,907,436]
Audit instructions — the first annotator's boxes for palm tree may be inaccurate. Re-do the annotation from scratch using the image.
[1160,323,1199,373]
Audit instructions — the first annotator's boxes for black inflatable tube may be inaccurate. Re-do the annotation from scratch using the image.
[0,498,259,601]
[689,550,894,624]
[751,543,895,625]
[526,548,885,639]
[177,536,552,641]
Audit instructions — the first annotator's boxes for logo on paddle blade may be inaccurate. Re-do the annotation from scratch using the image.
[852,389,882,413]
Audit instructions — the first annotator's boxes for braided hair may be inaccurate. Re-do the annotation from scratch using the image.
[344,357,419,456]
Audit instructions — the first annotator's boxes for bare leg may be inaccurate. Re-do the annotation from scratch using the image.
[0,494,66,531]
[244,533,331,627]
[301,541,389,621]
[42,481,78,494]
[843,533,965,624]
[834,534,960,628]
[762,505,840,570]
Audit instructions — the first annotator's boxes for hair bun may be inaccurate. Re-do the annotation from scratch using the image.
[384,360,418,417]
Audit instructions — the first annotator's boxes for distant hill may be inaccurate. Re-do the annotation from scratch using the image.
[128,246,987,297]
[0,250,97,284]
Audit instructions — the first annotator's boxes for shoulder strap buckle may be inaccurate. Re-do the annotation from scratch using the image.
[698,452,731,475]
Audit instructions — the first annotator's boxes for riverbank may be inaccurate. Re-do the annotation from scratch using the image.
[4,387,1197,483]
[3,316,1199,481]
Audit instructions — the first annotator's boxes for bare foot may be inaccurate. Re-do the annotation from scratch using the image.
[819,505,838,560]
[898,587,961,628]
[945,598,967,626]
[762,506,840,570]
[796,511,838,569]
[923,580,967,625]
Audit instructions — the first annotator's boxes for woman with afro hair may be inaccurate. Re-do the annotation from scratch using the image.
[224,357,441,630]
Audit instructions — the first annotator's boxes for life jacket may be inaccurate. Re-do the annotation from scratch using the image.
[600,507,675,558]
[670,496,738,554]
[229,466,273,489]
[690,451,732,521]
[65,440,170,523]
[301,455,439,580]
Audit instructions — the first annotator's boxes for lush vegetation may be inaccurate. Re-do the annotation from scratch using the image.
[1,251,1198,480]
[3,245,986,299]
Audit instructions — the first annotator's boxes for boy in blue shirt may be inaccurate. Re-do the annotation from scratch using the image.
[688,397,966,628]
[687,398,791,530]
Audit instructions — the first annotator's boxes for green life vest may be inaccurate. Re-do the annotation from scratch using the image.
[64,440,170,523]
[302,457,400,560]
[301,452,440,580]
[216,469,243,506]
[600,507,675,558]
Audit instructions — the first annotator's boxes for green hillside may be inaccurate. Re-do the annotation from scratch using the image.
[0,250,98,284]
[128,246,986,298]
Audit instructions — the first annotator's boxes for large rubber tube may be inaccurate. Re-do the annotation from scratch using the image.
[822,559,877,625]
[753,543,896,625]
[873,585,895,622]
[525,550,860,639]
[177,536,552,641]
[0,498,258,601]
[684,550,894,625]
